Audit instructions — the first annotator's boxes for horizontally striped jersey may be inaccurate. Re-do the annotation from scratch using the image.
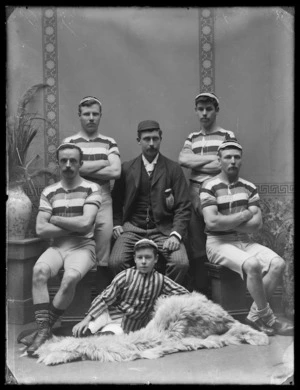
[87,267,189,333]
[63,133,120,193]
[200,176,260,236]
[39,179,102,239]
[182,128,235,184]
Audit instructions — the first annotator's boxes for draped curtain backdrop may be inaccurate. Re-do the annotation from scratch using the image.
[7,7,294,316]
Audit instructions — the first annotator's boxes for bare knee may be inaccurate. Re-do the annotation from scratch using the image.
[32,264,51,286]
[59,270,81,295]
[269,256,285,276]
[243,257,262,277]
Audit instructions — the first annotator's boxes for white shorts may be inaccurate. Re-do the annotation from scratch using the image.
[35,237,96,279]
[206,233,280,280]
[88,310,124,335]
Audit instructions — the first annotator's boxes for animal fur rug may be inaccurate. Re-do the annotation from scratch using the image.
[35,292,268,365]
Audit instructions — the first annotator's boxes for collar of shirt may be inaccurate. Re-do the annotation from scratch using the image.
[135,267,156,278]
[142,153,159,175]
[78,131,101,141]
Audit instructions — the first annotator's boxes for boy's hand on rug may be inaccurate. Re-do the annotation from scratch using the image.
[72,316,91,337]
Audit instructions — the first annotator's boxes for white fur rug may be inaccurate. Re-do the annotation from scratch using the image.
[35,292,268,365]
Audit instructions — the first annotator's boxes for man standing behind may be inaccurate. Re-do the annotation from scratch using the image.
[178,92,235,294]
[109,120,191,286]
[64,97,121,292]
[26,143,102,355]
[200,138,293,336]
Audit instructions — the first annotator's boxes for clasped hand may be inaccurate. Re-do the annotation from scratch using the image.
[162,235,180,252]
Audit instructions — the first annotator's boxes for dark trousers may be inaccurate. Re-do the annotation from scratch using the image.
[109,222,189,286]
[187,182,209,294]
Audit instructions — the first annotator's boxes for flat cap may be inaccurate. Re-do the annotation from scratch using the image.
[137,120,161,132]
[79,96,102,108]
[195,92,219,105]
[218,137,243,152]
[134,238,158,250]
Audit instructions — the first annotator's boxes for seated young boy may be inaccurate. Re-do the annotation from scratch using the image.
[72,238,189,337]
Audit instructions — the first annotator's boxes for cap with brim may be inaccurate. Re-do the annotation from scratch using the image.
[137,120,160,132]
[79,96,102,107]
[217,139,243,152]
[57,142,83,154]
[195,92,219,105]
[134,238,158,250]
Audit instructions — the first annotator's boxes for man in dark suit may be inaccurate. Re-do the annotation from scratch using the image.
[109,120,191,285]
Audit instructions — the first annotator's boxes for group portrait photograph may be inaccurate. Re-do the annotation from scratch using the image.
[6,6,294,385]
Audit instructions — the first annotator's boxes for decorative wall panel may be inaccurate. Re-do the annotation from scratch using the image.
[42,7,59,185]
[199,8,215,93]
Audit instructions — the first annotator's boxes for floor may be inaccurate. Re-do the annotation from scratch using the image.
[6,320,294,385]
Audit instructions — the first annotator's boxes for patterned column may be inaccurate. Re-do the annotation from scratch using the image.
[198,8,215,93]
[42,7,59,185]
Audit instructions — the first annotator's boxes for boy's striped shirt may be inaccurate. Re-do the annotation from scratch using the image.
[200,176,260,236]
[87,267,189,333]
[39,179,102,239]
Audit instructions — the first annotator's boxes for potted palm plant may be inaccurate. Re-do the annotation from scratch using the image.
[6,83,56,240]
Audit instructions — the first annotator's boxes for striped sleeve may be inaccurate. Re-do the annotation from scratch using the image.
[84,183,102,208]
[200,181,218,209]
[161,276,189,296]
[181,133,194,151]
[38,191,52,215]
[248,184,260,207]
[107,137,120,156]
[87,270,126,319]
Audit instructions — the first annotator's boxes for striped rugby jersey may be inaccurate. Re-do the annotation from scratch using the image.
[63,133,120,193]
[87,267,189,333]
[39,179,102,239]
[200,176,260,236]
[182,128,235,184]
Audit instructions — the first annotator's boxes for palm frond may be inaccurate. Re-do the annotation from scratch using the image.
[7,83,56,195]
[23,129,38,155]
[16,84,47,122]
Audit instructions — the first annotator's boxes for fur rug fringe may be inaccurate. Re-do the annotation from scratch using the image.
[36,292,268,365]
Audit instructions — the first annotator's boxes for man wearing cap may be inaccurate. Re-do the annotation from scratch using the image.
[22,143,102,355]
[63,97,121,293]
[178,92,235,295]
[73,238,189,336]
[200,138,293,336]
[109,120,191,285]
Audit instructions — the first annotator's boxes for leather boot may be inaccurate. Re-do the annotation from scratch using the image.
[26,304,52,357]
[19,303,64,347]
[27,327,52,357]
[18,329,38,347]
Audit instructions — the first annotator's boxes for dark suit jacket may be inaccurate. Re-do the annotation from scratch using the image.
[112,153,191,238]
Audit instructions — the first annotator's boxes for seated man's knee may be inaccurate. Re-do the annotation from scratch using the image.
[169,248,189,270]
[108,241,131,273]
[270,256,285,275]
[32,263,51,285]
[243,256,262,276]
[60,270,81,293]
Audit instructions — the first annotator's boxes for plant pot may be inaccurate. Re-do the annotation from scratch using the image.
[7,184,32,240]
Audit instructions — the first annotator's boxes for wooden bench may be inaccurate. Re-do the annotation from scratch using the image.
[205,263,283,321]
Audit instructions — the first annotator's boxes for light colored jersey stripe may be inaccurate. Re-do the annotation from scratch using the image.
[39,179,102,239]
[182,129,235,184]
[200,176,260,235]
[63,133,120,192]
